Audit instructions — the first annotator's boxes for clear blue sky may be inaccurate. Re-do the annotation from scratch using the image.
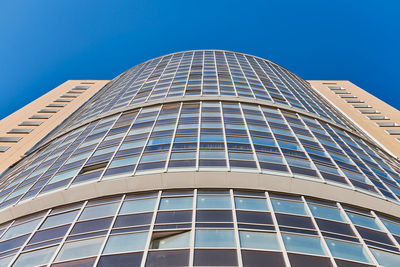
[1,0,399,119]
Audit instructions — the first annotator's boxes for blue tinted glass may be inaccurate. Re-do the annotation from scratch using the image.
[151,231,190,249]
[370,248,400,267]
[197,196,231,209]
[381,219,400,236]
[308,204,345,222]
[119,198,156,214]
[271,199,307,216]
[195,230,235,248]
[103,232,148,254]
[282,234,326,256]
[234,197,268,211]
[159,197,193,210]
[239,231,280,250]
[326,238,371,263]
[347,212,380,230]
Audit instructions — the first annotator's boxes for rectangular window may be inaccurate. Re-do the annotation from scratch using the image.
[54,99,73,102]
[47,103,66,107]
[0,137,22,142]
[334,91,351,94]
[60,94,79,98]
[376,122,398,127]
[74,86,90,89]
[328,86,343,90]
[352,104,371,108]
[38,109,59,113]
[345,99,364,103]
[367,116,389,120]
[29,114,52,119]
[360,110,380,114]
[0,146,10,152]
[19,121,43,126]
[7,129,32,134]
[387,130,400,135]
[339,95,357,98]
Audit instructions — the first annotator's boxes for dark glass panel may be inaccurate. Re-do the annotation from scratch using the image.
[196,210,233,222]
[288,253,333,267]
[356,226,394,245]
[194,249,237,266]
[242,250,285,267]
[145,249,189,267]
[0,234,29,253]
[98,252,143,267]
[114,213,153,228]
[316,219,355,236]
[29,225,70,244]
[335,259,374,267]
[275,214,314,229]
[236,211,273,225]
[155,211,192,224]
[69,217,113,235]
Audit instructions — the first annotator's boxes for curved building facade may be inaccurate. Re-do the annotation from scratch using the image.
[0,50,400,266]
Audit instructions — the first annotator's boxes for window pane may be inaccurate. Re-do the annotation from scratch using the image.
[235,197,268,211]
[381,219,400,236]
[1,219,41,241]
[197,196,231,209]
[55,236,105,262]
[346,212,380,230]
[119,198,157,214]
[308,204,345,222]
[195,230,235,248]
[325,238,371,263]
[159,197,193,210]
[239,231,280,250]
[370,248,400,267]
[282,234,326,256]
[40,210,80,229]
[14,246,57,267]
[271,199,307,216]
[151,231,190,249]
[79,202,119,221]
[103,232,148,254]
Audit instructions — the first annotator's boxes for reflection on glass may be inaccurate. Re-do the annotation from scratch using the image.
[308,204,345,222]
[159,197,193,210]
[195,230,235,248]
[370,247,400,267]
[235,197,268,211]
[282,234,326,256]
[103,232,148,254]
[347,212,380,230]
[325,238,372,263]
[239,231,280,250]
[151,231,190,249]
[13,246,57,267]
[55,236,105,262]
[119,198,157,214]
[271,199,307,216]
[197,196,231,209]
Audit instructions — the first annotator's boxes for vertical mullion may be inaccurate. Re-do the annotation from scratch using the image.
[219,102,231,171]
[189,189,197,267]
[230,189,243,267]
[46,200,88,266]
[164,103,183,172]
[302,196,337,267]
[265,192,291,267]
[139,190,161,267]
[92,195,126,266]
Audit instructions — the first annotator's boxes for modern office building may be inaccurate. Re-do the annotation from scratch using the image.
[0,50,399,267]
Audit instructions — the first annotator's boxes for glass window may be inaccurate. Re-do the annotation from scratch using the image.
[151,231,190,249]
[13,246,58,267]
[159,197,193,210]
[381,218,400,236]
[271,199,307,216]
[197,196,231,209]
[55,236,105,262]
[103,232,148,254]
[79,202,120,221]
[235,197,268,211]
[346,212,380,230]
[239,231,280,250]
[325,238,372,263]
[370,248,400,267]
[40,210,80,229]
[282,234,326,256]
[1,218,41,241]
[195,230,235,248]
[119,198,157,214]
[308,204,345,222]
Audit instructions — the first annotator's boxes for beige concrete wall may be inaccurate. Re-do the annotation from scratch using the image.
[0,80,109,173]
[308,80,400,159]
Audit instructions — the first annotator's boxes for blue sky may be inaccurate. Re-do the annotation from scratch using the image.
[1,0,399,119]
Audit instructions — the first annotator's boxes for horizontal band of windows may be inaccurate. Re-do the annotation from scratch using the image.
[0,146,10,152]
[29,115,52,119]
[54,99,73,102]
[367,116,389,120]
[38,109,59,113]
[0,137,22,142]
[19,121,43,126]
[60,94,79,98]
[386,130,400,135]
[376,122,399,127]
[46,104,66,108]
